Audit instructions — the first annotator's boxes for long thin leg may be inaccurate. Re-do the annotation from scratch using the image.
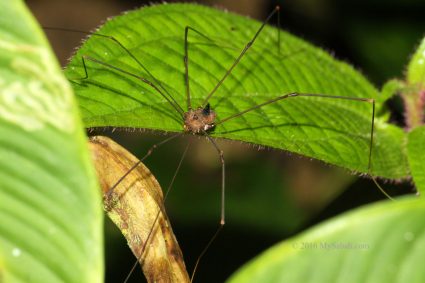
[81,55,185,116]
[184,26,220,110]
[183,18,305,93]
[201,6,280,107]
[123,141,191,283]
[215,92,393,200]
[189,134,226,282]
[44,27,185,115]
[205,134,226,225]
[368,102,394,200]
[190,225,223,283]
[105,132,184,206]
[184,27,192,110]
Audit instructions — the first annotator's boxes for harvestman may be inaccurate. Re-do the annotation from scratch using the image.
[47,5,392,282]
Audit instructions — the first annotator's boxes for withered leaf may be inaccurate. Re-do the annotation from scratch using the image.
[89,136,189,283]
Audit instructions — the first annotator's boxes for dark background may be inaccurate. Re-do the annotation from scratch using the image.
[27,0,423,282]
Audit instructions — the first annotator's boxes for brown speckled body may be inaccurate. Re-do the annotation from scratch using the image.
[183,104,216,134]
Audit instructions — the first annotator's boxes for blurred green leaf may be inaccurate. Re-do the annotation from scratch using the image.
[0,1,103,282]
[407,36,425,85]
[228,197,425,283]
[401,36,425,129]
[66,3,407,179]
[380,79,405,103]
[407,125,425,194]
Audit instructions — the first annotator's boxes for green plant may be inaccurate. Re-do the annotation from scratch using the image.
[0,1,103,282]
[1,2,424,283]
[68,4,406,179]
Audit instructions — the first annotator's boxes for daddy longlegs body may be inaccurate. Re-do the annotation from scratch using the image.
[46,4,394,282]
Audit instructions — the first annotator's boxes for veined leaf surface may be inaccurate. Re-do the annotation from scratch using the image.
[228,197,425,283]
[0,1,103,282]
[66,3,408,179]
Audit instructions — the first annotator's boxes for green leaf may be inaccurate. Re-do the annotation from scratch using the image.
[380,79,405,103]
[227,197,425,283]
[407,125,425,194]
[0,1,103,282]
[66,3,408,179]
[407,36,425,85]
